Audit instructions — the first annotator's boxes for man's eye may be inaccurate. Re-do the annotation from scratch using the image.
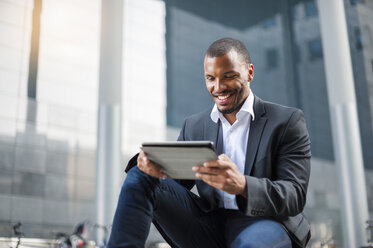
[206,77,214,81]
[225,74,237,79]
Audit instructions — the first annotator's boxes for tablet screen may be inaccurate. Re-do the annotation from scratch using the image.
[141,141,218,179]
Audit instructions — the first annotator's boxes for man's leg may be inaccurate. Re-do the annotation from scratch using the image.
[224,211,292,248]
[108,167,225,248]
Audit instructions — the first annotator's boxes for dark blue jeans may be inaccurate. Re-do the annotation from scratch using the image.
[108,167,291,248]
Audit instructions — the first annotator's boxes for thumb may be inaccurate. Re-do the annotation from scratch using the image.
[218,154,230,161]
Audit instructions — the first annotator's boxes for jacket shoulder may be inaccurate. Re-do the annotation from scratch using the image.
[184,108,212,125]
[259,98,304,121]
[178,108,215,141]
[263,99,301,112]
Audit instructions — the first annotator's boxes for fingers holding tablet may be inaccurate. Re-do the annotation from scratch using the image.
[137,150,168,179]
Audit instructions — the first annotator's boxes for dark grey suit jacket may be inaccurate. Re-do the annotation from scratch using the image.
[175,95,311,247]
[126,95,311,247]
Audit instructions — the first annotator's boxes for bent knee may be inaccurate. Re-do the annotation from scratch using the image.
[230,220,291,248]
[123,166,158,190]
[231,236,291,248]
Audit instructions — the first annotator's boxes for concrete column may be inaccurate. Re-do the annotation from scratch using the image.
[95,0,123,244]
[317,0,369,247]
[280,1,302,109]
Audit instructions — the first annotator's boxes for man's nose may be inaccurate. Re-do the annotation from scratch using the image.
[214,79,226,92]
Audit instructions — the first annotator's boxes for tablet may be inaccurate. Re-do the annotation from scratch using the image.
[141,141,218,179]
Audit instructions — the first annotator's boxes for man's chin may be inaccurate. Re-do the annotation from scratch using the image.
[217,99,245,114]
[218,106,237,115]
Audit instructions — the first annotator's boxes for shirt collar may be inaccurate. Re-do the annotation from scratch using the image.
[210,90,255,123]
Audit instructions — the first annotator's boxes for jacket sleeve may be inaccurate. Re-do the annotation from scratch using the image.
[125,153,139,173]
[236,109,311,217]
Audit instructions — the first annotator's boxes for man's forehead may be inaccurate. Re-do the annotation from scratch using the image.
[205,49,237,60]
[204,50,246,71]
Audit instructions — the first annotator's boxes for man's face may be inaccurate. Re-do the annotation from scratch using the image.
[204,50,254,115]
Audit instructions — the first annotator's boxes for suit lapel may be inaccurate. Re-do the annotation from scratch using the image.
[203,115,220,152]
[244,96,267,175]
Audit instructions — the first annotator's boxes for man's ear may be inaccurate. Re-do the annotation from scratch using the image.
[248,64,254,82]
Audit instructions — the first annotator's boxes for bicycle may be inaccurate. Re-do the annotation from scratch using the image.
[11,222,23,248]
[86,221,111,248]
[55,222,89,248]
[361,220,373,248]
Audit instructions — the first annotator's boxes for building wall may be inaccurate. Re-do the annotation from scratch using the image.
[345,0,373,172]
[122,0,167,158]
[0,0,33,236]
[0,0,100,238]
[0,0,168,241]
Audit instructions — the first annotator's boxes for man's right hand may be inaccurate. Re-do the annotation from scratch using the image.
[137,150,168,179]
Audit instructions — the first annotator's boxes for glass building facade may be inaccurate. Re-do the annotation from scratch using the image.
[0,0,100,238]
[0,0,372,247]
[0,0,167,243]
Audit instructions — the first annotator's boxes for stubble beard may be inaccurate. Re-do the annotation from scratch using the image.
[218,97,245,115]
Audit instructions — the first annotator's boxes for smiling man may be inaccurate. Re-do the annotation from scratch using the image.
[108,38,311,248]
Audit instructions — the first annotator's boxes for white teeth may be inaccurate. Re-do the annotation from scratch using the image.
[217,95,229,100]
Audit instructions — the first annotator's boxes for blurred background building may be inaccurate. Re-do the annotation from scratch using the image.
[0,0,372,247]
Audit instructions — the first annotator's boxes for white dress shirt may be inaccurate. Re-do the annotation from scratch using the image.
[210,91,255,209]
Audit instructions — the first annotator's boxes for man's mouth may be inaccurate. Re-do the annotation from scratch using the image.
[214,93,233,104]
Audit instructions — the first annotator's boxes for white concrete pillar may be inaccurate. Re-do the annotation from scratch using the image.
[95,0,123,244]
[317,0,369,247]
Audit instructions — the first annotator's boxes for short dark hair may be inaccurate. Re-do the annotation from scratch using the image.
[205,37,251,64]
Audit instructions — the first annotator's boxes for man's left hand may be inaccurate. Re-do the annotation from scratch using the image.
[192,154,247,198]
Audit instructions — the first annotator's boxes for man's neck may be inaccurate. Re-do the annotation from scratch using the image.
[223,111,238,125]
